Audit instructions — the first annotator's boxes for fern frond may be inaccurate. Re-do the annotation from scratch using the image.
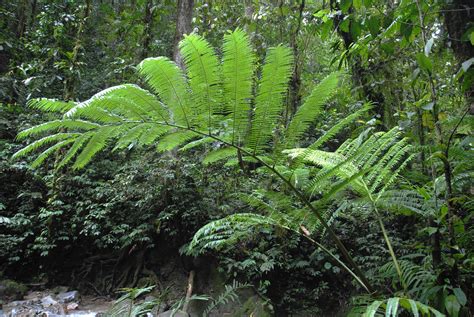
[178,137,214,152]
[30,139,76,168]
[27,98,75,113]
[368,142,411,194]
[202,147,237,165]
[57,133,93,169]
[138,57,191,126]
[12,133,80,159]
[16,120,100,140]
[246,45,293,154]
[155,130,197,152]
[222,29,254,145]
[73,126,119,169]
[139,125,172,146]
[114,123,153,150]
[65,84,167,122]
[378,259,436,300]
[203,280,250,317]
[285,72,339,146]
[309,104,370,149]
[356,296,443,317]
[376,190,436,216]
[180,34,220,130]
[188,213,283,254]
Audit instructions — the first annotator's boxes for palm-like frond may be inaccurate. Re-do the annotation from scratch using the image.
[285,72,340,146]
[286,127,414,203]
[222,29,254,145]
[138,58,191,126]
[378,259,436,300]
[246,45,293,154]
[27,98,75,113]
[187,213,280,254]
[180,33,220,131]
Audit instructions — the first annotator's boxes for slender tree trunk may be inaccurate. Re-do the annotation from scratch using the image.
[330,0,387,126]
[140,0,154,61]
[64,0,92,101]
[288,0,305,118]
[15,0,28,38]
[29,0,38,30]
[173,0,194,69]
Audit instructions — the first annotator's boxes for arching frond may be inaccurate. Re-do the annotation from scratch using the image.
[73,126,119,169]
[285,72,340,146]
[202,148,237,165]
[16,120,100,140]
[155,130,197,152]
[12,133,80,160]
[180,33,220,130]
[27,98,75,113]
[359,297,443,317]
[138,57,191,126]
[187,213,285,255]
[222,28,254,145]
[309,104,371,150]
[57,133,93,169]
[378,259,436,300]
[246,45,293,154]
[30,139,76,168]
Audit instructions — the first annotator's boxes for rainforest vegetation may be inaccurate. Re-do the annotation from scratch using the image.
[0,0,473,316]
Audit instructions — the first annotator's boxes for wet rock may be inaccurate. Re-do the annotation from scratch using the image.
[67,302,79,311]
[41,295,58,307]
[51,285,69,294]
[57,290,80,303]
[3,299,43,317]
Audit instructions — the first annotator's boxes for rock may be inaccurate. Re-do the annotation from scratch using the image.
[41,295,58,307]
[66,302,79,310]
[3,299,43,316]
[51,285,69,294]
[158,309,190,317]
[57,290,80,303]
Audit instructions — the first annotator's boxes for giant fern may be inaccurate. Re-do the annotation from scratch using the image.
[15,29,373,292]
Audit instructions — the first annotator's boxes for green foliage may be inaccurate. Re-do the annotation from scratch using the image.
[2,1,472,315]
[202,280,250,317]
[353,296,444,317]
[106,285,158,317]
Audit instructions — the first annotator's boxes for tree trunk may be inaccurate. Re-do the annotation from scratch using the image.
[15,0,28,38]
[330,0,387,126]
[173,0,194,69]
[288,0,305,118]
[140,0,154,61]
[63,0,92,101]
